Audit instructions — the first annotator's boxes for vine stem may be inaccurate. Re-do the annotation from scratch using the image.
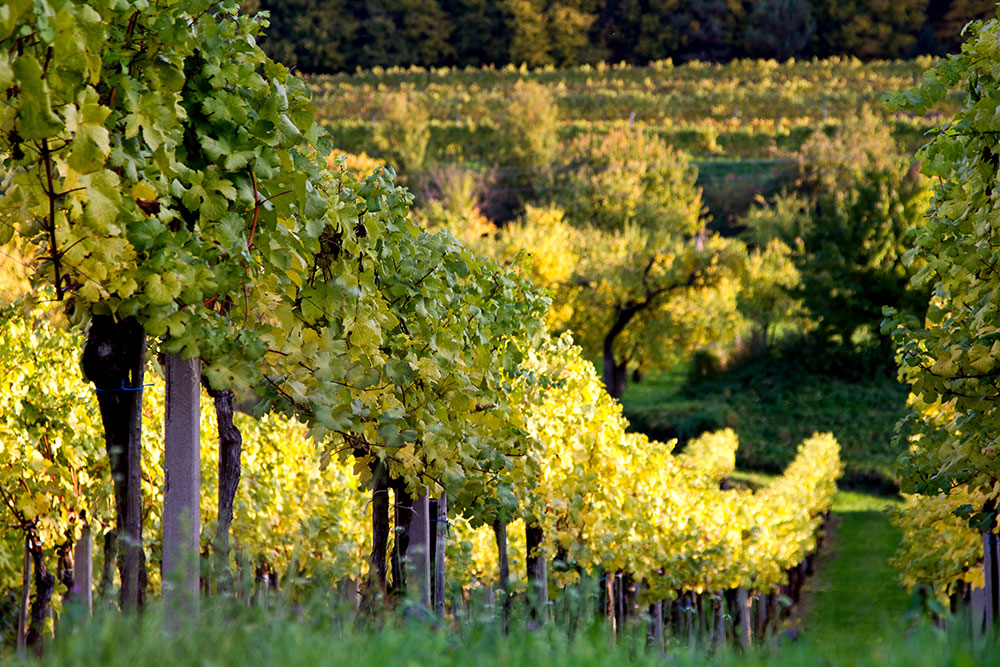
[247,170,260,249]
[40,139,63,299]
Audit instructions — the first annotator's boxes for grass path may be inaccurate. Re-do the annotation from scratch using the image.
[794,490,911,657]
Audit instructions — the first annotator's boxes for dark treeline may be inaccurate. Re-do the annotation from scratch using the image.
[242,0,994,73]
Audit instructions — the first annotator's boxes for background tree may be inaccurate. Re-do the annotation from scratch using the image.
[742,0,815,60]
[593,0,684,64]
[492,130,744,398]
[355,0,455,68]
[742,114,929,356]
[503,0,599,67]
[668,0,749,62]
[253,0,358,73]
[928,0,997,53]
[810,0,929,58]
[440,0,513,67]
[737,239,802,354]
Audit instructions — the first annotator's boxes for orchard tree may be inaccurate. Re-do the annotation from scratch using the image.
[737,239,802,354]
[794,113,929,351]
[549,128,703,235]
[497,207,742,399]
[499,128,745,399]
[486,79,560,220]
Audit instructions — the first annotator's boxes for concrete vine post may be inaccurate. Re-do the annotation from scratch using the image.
[163,354,201,625]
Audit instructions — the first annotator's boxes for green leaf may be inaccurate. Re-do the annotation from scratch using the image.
[0,59,12,94]
[69,122,111,173]
[81,170,122,231]
[385,360,414,387]
[13,54,63,140]
[0,0,31,42]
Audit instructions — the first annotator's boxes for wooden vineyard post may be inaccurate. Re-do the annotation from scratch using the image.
[122,326,147,613]
[494,520,510,627]
[433,493,448,616]
[526,522,547,624]
[71,522,94,615]
[714,595,726,649]
[756,592,768,638]
[409,490,432,609]
[651,600,665,654]
[687,592,696,647]
[972,584,986,640]
[163,353,201,625]
[618,574,626,632]
[607,575,617,640]
[737,587,752,649]
[984,531,1000,627]
[17,536,29,658]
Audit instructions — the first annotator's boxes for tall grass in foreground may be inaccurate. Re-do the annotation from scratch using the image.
[5,592,998,667]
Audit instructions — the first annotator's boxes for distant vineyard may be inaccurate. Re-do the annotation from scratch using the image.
[307,57,952,145]
[319,115,936,163]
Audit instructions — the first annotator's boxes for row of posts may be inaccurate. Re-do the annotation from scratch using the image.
[15,354,1000,645]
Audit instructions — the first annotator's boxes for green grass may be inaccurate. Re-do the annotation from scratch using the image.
[801,508,910,653]
[795,489,908,651]
[718,483,912,660]
[8,594,997,667]
[622,351,908,491]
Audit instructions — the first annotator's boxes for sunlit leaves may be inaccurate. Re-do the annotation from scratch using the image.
[885,16,1000,529]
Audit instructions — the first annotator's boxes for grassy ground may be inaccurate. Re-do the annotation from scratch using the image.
[2,489,982,667]
[8,594,994,667]
[622,353,908,491]
[796,491,910,654]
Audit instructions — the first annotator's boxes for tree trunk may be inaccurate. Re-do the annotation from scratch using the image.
[206,386,242,594]
[602,346,628,400]
[98,531,116,603]
[714,596,726,649]
[607,575,616,639]
[162,353,201,623]
[368,470,390,597]
[687,592,696,646]
[25,540,55,654]
[973,583,987,640]
[82,315,147,611]
[390,482,413,597]
[602,301,640,400]
[525,522,547,624]
[56,541,74,593]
